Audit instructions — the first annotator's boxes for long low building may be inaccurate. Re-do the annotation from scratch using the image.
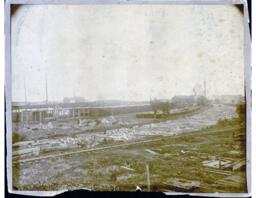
[12,102,151,123]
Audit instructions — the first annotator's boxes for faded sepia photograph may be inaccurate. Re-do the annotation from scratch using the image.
[10,3,247,193]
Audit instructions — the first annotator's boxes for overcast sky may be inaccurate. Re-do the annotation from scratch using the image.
[11,4,244,102]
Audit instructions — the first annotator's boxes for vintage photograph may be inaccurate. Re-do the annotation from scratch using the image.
[10,3,247,193]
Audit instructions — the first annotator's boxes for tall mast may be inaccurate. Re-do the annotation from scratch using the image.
[73,88,76,98]
[204,80,206,98]
[24,78,27,105]
[45,75,48,105]
[23,78,28,126]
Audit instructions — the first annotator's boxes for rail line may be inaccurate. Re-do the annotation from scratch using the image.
[13,126,243,164]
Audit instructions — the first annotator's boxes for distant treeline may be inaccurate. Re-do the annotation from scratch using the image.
[136,107,200,119]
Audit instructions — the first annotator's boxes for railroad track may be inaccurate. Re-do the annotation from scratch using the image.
[13,126,243,164]
[13,138,163,163]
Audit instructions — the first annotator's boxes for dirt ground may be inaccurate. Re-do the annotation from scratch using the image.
[13,118,246,192]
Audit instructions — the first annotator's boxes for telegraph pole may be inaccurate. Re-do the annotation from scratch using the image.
[24,78,27,105]
[146,164,151,192]
[45,75,48,105]
[45,75,49,130]
[24,78,28,127]
[204,80,206,98]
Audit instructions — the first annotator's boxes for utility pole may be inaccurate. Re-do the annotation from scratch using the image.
[45,75,49,130]
[24,78,28,127]
[193,87,196,97]
[24,78,27,105]
[72,88,76,132]
[73,88,76,98]
[45,75,48,105]
[146,164,151,192]
[39,111,42,129]
[204,80,206,98]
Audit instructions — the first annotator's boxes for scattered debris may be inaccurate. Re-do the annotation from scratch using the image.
[217,175,245,186]
[203,159,245,172]
[47,122,53,129]
[181,150,186,154]
[145,149,158,155]
[232,160,246,171]
[164,178,200,192]
[202,159,233,169]
[136,185,142,192]
[13,147,40,157]
[121,166,135,171]
[204,169,233,176]
[229,150,241,155]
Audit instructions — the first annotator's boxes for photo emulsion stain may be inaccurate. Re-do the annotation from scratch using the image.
[10,4,247,193]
